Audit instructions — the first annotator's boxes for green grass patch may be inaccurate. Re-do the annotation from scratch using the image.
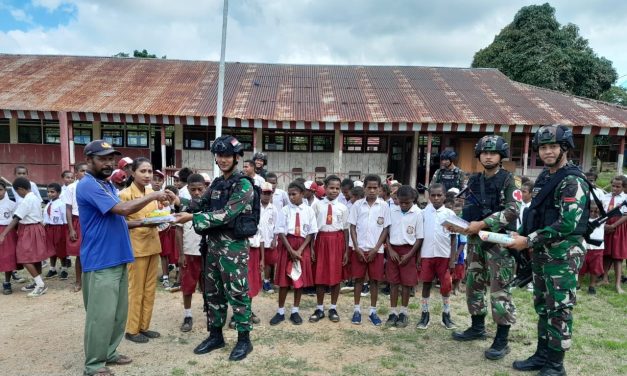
[171,368,186,376]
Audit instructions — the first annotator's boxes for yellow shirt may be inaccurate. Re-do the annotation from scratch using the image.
[119,183,162,257]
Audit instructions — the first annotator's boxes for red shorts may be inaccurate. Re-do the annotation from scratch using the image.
[313,231,345,286]
[46,224,67,259]
[0,225,17,272]
[579,249,604,276]
[264,247,278,266]
[453,264,466,281]
[351,250,385,281]
[420,257,452,296]
[248,247,262,298]
[275,235,314,288]
[181,254,202,296]
[159,226,179,264]
[66,215,82,257]
[386,244,418,286]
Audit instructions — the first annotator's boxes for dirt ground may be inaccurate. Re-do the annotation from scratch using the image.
[1,266,625,376]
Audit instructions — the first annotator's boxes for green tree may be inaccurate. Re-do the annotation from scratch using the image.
[472,3,617,99]
[599,86,627,106]
[113,49,166,59]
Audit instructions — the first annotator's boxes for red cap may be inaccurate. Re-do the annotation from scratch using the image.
[154,170,165,178]
[315,185,325,199]
[110,169,127,184]
[117,157,133,170]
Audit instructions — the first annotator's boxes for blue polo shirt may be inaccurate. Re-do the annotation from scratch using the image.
[77,172,134,272]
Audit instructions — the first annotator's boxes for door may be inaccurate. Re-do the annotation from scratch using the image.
[387,136,413,183]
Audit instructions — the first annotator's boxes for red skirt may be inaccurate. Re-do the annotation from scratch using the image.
[313,231,345,286]
[16,223,54,264]
[66,215,82,257]
[0,225,18,272]
[342,248,352,280]
[604,216,627,260]
[274,235,314,288]
[264,247,278,266]
[46,224,67,259]
[453,264,466,281]
[159,226,178,262]
[248,247,262,298]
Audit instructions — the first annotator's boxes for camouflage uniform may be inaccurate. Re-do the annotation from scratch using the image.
[465,171,521,326]
[527,163,588,352]
[192,174,254,332]
[432,166,465,192]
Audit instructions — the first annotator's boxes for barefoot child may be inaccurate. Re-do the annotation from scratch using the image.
[348,174,391,326]
[579,202,605,295]
[64,162,88,292]
[270,181,318,326]
[309,175,349,323]
[0,182,18,295]
[602,176,627,294]
[385,186,424,328]
[43,183,69,280]
[0,177,53,297]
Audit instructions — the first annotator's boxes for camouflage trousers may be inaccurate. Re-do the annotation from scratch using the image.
[532,242,584,352]
[465,242,517,326]
[202,235,252,332]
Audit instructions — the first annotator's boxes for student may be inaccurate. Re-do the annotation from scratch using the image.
[601,176,627,294]
[348,174,391,326]
[309,175,349,323]
[0,182,18,295]
[452,202,467,295]
[379,183,392,205]
[417,183,458,330]
[0,177,53,297]
[60,170,74,196]
[579,202,605,295]
[110,169,127,192]
[384,186,423,328]
[176,167,193,200]
[167,184,183,293]
[340,185,365,292]
[43,183,69,280]
[265,172,289,211]
[152,170,165,191]
[178,174,206,332]
[11,166,42,204]
[303,181,319,207]
[339,178,354,207]
[64,162,88,292]
[242,159,266,187]
[260,183,279,294]
[270,181,318,326]
[158,185,178,290]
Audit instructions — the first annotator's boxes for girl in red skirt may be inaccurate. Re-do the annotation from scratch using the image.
[270,181,318,326]
[0,177,53,297]
[309,175,349,323]
[580,203,605,295]
[64,162,87,292]
[602,176,627,294]
[43,183,68,280]
[0,182,18,295]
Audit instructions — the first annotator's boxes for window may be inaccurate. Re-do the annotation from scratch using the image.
[263,130,334,152]
[510,135,530,167]
[17,119,43,144]
[343,136,363,152]
[229,129,254,151]
[365,136,387,152]
[0,119,9,143]
[183,127,215,150]
[288,134,309,152]
[127,131,148,147]
[44,127,60,144]
[263,131,285,151]
[101,123,125,146]
[73,126,92,145]
[312,134,334,152]
[343,134,388,153]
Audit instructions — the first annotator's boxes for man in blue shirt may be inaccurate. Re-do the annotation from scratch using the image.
[78,140,171,376]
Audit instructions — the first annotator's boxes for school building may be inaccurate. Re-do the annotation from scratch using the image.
[0,54,625,188]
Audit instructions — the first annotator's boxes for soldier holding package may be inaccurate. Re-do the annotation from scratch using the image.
[451,135,521,361]
[509,125,589,376]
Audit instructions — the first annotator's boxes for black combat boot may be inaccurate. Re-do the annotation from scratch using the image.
[193,327,225,355]
[229,330,253,361]
[512,337,548,371]
[484,324,510,360]
[452,315,487,341]
[538,349,566,376]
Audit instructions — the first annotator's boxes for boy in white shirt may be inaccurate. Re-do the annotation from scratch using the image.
[43,183,69,280]
[260,183,279,293]
[348,174,391,326]
[0,182,18,295]
[385,186,424,328]
[417,183,458,330]
[242,160,266,187]
[10,166,42,204]
[266,173,289,212]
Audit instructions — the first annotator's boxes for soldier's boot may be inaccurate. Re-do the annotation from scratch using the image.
[452,315,487,341]
[193,327,226,355]
[538,349,566,376]
[484,324,510,360]
[512,337,548,371]
[229,330,253,361]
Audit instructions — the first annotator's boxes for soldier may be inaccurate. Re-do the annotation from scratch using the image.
[175,135,255,361]
[432,149,465,191]
[451,135,521,361]
[509,125,589,376]
[252,152,268,179]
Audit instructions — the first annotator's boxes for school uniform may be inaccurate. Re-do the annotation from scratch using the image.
[420,203,456,295]
[274,202,318,288]
[14,192,52,264]
[157,206,179,264]
[11,181,42,204]
[272,188,289,212]
[386,204,423,287]
[453,234,467,281]
[259,203,279,266]
[348,197,391,281]
[252,174,265,187]
[43,198,68,259]
[517,201,531,230]
[312,197,349,286]
[62,180,82,256]
[248,231,263,298]
[602,192,627,260]
[580,223,605,277]
[181,221,203,296]
[0,195,18,272]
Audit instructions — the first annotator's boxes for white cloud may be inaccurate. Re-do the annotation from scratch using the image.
[10,8,34,24]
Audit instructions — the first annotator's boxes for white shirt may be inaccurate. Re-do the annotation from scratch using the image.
[43,198,67,225]
[13,191,43,224]
[421,203,456,258]
[590,187,606,201]
[305,196,319,207]
[0,195,17,225]
[583,221,605,250]
[183,222,202,256]
[11,181,41,204]
[389,204,424,246]
[252,174,266,187]
[518,201,531,230]
[259,203,278,247]
[312,197,349,232]
[338,194,349,207]
[179,185,191,200]
[275,202,318,238]
[63,180,80,216]
[348,197,391,253]
[602,192,627,214]
[272,188,290,211]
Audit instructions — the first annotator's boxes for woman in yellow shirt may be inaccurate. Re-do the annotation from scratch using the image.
[119,157,167,343]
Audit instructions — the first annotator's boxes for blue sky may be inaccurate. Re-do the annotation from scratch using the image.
[1,0,626,87]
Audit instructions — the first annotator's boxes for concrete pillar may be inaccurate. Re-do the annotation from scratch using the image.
[334,128,342,175]
[409,131,419,188]
[254,127,263,154]
[425,133,433,186]
[618,137,625,175]
[92,121,101,140]
[9,118,17,143]
[522,133,530,177]
[58,112,70,171]
[174,123,183,149]
[161,124,167,170]
[582,134,594,172]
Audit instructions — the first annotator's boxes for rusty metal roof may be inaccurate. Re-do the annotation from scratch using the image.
[0,54,625,129]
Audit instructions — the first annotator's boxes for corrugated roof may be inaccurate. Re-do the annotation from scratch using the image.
[0,54,625,129]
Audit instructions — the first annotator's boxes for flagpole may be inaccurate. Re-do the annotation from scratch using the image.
[214,0,228,178]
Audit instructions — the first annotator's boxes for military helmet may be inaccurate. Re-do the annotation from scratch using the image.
[252,152,268,165]
[210,135,244,156]
[440,149,458,161]
[474,135,509,158]
[532,124,575,152]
